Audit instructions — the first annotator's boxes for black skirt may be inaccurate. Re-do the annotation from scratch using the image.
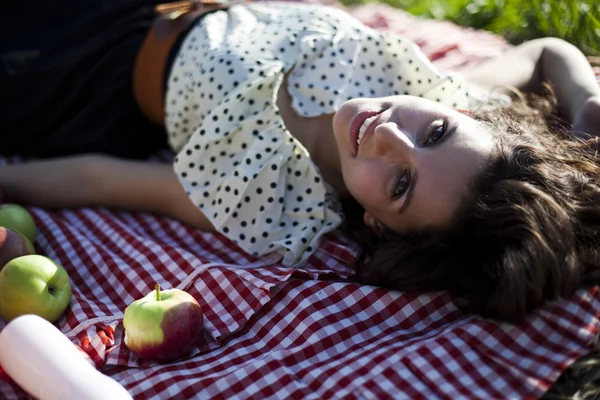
[0,0,169,158]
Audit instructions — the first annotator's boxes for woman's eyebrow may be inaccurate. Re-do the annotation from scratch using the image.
[398,171,418,215]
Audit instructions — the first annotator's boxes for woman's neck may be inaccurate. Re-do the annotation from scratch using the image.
[299,114,351,199]
[276,77,350,199]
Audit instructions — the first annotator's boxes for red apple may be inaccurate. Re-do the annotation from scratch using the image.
[0,227,35,270]
[123,284,204,363]
[0,363,10,382]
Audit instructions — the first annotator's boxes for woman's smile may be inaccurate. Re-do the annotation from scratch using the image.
[350,110,385,156]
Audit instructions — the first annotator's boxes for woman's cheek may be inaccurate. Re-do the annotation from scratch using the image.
[347,165,382,204]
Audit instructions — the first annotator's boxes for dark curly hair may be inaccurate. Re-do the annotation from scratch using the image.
[343,88,600,323]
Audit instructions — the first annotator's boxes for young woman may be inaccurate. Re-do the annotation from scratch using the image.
[1,0,600,321]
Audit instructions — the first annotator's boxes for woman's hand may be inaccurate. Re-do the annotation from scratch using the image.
[571,96,600,139]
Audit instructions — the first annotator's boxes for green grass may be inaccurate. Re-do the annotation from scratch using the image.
[340,0,600,56]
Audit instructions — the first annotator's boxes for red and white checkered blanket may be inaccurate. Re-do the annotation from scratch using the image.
[2,2,600,399]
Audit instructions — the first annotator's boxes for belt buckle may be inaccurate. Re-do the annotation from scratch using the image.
[155,0,228,17]
[156,0,243,21]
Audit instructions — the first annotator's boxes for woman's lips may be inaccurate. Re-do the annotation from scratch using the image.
[349,110,383,156]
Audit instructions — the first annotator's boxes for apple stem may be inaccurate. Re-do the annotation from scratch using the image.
[155,283,161,302]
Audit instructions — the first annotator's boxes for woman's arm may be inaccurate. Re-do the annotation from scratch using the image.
[0,155,215,232]
[464,37,600,130]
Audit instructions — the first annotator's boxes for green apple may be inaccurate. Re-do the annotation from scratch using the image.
[0,255,72,323]
[123,284,204,363]
[0,204,37,244]
[0,226,35,269]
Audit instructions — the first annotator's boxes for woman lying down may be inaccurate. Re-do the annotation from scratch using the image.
[1,0,600,322]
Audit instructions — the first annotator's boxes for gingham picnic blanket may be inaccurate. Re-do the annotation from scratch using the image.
[2,2,600,399]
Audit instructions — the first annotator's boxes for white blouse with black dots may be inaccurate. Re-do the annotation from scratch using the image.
[165,2,508,266]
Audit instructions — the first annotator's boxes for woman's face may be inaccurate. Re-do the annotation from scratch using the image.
[333,96,494,232]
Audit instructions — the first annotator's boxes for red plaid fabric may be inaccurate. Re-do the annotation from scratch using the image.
[2,3,600,399]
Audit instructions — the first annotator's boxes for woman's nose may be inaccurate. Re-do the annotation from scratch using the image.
[373,123,415,159]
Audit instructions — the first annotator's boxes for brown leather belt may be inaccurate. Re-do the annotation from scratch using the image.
[132,0,230,125]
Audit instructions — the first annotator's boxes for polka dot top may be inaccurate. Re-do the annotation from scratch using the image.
[164,2,509,266]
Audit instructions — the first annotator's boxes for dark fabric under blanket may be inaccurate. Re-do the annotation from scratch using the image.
[0,0,168,159]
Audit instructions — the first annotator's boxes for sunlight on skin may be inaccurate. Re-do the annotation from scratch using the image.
[333,95,495,232]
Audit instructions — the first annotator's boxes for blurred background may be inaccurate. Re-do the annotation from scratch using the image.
[341,0,600,56]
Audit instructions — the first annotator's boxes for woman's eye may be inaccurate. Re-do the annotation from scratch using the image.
[392,171,410,199]
[424,121,447,145]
